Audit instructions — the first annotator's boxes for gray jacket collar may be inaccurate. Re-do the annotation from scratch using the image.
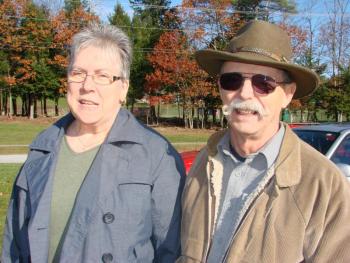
[29,109,144,152]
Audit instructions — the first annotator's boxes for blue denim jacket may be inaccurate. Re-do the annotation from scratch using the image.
[1,109,185,263]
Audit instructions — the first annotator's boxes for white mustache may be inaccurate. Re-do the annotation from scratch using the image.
[222,99,268,117]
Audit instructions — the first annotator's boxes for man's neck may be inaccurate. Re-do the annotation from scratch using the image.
[229,126,280,157]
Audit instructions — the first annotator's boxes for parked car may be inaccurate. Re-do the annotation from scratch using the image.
[180,123,350,180]
[293,123,350,180]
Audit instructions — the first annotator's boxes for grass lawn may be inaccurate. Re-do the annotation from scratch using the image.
[0,117,215,154]
[0,164,21,252]
[0,117,53,154]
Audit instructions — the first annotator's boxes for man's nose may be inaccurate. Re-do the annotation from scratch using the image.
[238,78,255,99]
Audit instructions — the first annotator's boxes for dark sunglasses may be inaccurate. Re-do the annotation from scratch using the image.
[219,72,291,95]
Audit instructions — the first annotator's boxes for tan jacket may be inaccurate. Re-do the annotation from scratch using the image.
[178,125,350,263]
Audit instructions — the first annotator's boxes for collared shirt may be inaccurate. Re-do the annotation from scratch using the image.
[207,125,285,263]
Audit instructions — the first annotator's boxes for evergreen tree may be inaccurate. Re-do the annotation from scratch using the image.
[109,3,132,37]
[64,0,89,14]
[109,3,148,110]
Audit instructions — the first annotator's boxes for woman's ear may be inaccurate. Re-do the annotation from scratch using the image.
[119,79,129,103]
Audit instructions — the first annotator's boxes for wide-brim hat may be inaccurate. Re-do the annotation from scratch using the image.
[195,20,319,99]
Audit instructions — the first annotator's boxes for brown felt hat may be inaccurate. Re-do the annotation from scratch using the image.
[195,20,319,99]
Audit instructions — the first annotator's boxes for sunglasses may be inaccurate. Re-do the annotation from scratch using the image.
[219,72,291,95]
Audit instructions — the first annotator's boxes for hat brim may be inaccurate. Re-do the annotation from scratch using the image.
[195,50,319,99]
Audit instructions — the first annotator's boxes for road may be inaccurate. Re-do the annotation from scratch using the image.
[0,154,27,163]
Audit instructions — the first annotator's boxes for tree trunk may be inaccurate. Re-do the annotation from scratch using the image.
[0,90,4,116]
[34,96,38,118]
[29,94,34,119]
[21,96,25,116]
[55,97,59,116]
[130,98,135,113]
[338,111,343,122]
[157,102,160,125]
[183,106,189,128]
[4,92,8,116]
[0,89,3,115]
[204,108,209,128]
[8,88,13,118]
[40,97,43,116]
[12,97,17,116]
[212,108,216,125]
[43,96,48,116]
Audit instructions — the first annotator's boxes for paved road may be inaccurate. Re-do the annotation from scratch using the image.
[0,154,27,163]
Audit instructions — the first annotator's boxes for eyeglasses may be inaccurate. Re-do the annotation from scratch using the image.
[219,72,292,95]
[68,69,123,85]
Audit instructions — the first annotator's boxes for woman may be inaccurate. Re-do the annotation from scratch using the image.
[2,23,185,263]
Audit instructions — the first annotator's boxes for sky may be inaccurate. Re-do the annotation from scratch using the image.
[93,0,182,22]
[91,0,349,23]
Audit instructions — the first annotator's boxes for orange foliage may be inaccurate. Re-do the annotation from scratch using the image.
[180,0,241,48]
[146,30,216,108]
[51,6,99,68]
[50,6,99,93]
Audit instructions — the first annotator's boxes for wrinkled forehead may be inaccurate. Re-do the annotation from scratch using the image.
[220,61,291,80]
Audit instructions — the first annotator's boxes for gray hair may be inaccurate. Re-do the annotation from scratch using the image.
[68,23,132,79]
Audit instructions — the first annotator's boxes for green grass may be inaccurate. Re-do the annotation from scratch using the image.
[0,122,50,154]
[153,127,214,152]
[0,119,215,154]
[0,122,50,145]
[0,164,21,252]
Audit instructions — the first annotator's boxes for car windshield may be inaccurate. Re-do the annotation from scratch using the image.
[293,130,340,154]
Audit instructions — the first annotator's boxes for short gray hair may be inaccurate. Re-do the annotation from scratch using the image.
[68,23,132,79]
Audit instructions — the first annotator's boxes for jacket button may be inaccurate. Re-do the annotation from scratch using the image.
[102,253,113,262]
[103,212,115,224]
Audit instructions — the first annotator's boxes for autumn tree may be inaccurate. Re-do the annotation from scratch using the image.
[181,0,296,50]
[146,30,216,128]
[50,3,98,115]
[124,0,176,116]
[14,1,57,118]
[0,0,23,116]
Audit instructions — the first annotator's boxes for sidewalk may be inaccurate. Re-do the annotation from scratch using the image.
[0,154,27,163]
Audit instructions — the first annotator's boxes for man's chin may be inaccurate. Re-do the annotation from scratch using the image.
[229,122,259,136]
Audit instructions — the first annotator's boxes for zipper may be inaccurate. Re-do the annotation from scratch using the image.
[203,159,217,262]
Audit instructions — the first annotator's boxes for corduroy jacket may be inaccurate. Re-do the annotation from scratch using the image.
[177,124,350,263]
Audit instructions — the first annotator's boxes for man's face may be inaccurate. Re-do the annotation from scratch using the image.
[219,61,296,140]
[67,45,129,128]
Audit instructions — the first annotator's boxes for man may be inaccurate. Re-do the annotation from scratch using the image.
[178,20,350,263]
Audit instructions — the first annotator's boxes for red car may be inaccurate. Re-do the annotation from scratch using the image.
[180,150,199,174]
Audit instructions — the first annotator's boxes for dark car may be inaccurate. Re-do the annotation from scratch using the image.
[293,123,350,180]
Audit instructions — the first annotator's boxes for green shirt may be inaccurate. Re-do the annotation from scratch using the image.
[49,136,99,262]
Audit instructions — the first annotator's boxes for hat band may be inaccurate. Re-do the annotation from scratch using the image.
[232,47,290,63]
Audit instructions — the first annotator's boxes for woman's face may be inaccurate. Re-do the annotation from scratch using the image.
[67,45,129,130]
